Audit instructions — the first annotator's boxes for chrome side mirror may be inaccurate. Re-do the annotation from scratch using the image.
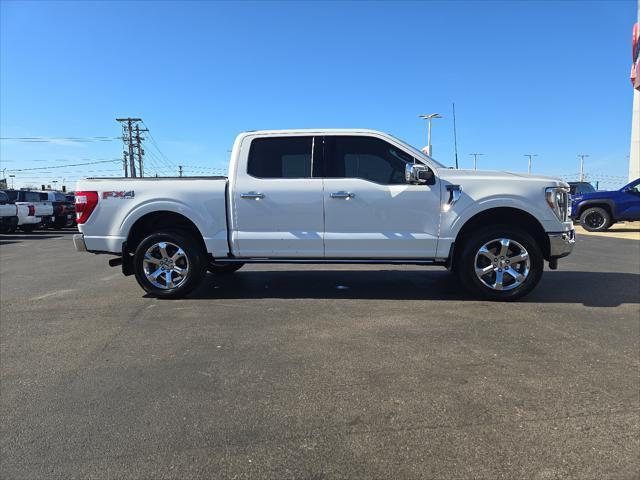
[405,163,433,185]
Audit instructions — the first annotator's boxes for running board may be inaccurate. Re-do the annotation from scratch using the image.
[213,258,447,266]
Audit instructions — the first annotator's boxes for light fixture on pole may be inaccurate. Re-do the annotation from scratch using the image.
[418,113,443,156]
[524,154,538,174]
[469,153,484,170]
[578,154,589,181]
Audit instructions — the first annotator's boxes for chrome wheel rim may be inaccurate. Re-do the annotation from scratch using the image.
[584,211,605,229]
[142,241,189,290]
[474,238,530,291]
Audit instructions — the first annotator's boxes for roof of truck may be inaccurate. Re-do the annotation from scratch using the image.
[242,128,387,135]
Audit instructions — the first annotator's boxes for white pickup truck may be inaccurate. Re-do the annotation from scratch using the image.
[74,129,575,300]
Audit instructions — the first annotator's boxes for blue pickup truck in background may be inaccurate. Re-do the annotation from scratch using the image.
[570,178,640,231]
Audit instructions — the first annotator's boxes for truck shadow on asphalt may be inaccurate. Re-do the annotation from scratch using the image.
[0,229,78,245]
[187,270,639,307]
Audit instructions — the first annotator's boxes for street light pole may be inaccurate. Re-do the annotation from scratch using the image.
[418,113,443,156]
[578,154,589,181]
[9,175,15,189]
[524,154,538,174]
[469,153,484,170]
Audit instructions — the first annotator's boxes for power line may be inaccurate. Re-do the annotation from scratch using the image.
[0,136,119,142]
[5,159,122,172]
[141,121,175,170]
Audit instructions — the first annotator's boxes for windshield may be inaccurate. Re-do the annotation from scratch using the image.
[387,134,447,168]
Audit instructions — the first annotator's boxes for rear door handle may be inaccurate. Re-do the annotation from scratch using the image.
[330,191,355,199]
[240,192,265,200]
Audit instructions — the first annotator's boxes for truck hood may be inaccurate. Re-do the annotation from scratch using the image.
[571,190,616,201]
[437,168,567,188]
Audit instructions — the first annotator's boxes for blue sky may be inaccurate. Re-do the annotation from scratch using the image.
[0,0,636,189]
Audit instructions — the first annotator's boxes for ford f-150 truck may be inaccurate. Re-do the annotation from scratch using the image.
[73,129,575,300]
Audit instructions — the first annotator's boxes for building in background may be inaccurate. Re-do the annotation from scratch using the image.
[629,2,640,181]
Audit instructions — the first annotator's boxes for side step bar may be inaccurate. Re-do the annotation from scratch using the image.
[213,258,447,266]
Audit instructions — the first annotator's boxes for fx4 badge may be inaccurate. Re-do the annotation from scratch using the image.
[103,190,135,199]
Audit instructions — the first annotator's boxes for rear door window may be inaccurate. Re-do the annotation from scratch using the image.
[247,137,313,178]
[23,191,42,202]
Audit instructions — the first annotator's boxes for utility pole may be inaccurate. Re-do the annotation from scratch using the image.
[469,153,483,170]
[178,165,183,177]
[578,154,589,181]
[116,117,144,177]
[122,152,129,178]
[134,124,149,177]
[524,154,538,174]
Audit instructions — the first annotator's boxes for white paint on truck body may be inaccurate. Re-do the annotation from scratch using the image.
[76,129,571,259]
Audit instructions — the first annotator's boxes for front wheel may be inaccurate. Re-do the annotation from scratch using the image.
[456,226,544,301]
[20,225,37,233]
[133,230,207,299]
[580,207,612,232]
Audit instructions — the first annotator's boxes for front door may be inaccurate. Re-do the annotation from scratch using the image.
[321,135,442,258]
[617,179,640,220]
[232,135,324,257]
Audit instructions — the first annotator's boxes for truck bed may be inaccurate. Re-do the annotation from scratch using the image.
[76,177,230,255]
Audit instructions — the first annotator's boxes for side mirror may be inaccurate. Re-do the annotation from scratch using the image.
[405,163,434,185]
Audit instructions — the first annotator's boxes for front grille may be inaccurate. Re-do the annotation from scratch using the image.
[560,190,570,222]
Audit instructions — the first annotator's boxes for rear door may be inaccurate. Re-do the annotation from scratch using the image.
[321,134,441,258]
[231,135,325,257]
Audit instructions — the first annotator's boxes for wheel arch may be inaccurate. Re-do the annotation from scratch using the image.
[575,200,615,220]
[125,210,208,256]
[453,207,550,261]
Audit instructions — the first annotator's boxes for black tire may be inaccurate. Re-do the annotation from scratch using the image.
[579,207,612,232]
[455,225,544,301]
[133,230,207,299]
[20,225,37,233]
[208,262,244,275]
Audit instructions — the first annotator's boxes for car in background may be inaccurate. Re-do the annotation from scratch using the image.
[571,178,640,231]
[37,191,75,229]
[0,193,41,233]
[0,191,19,233]
[65,193,77,226]
[1,189,52,232]
[567,181,596,196]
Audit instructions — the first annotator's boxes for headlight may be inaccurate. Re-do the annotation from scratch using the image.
[545,187,570,222]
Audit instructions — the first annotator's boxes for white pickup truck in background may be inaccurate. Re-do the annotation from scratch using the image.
[0,189,43,233]
[74,129,575,300]
[2,189,54,232]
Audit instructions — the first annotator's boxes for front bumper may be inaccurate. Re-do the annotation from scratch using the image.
[73,233,88,252]
[548,228,575,259]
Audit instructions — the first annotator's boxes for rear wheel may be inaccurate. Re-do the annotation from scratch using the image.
[133,230,207,299]
[208,262,244,275]
[580,207,612,232]
[456,226,543,301]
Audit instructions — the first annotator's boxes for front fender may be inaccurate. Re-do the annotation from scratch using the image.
[446,195,553,238]
[572,198,616,219]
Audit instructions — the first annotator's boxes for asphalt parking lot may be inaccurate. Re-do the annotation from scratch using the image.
[1,229,639,479]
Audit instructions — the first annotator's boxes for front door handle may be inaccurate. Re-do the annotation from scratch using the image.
[330,191,355,199]
[240,192,265,200]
